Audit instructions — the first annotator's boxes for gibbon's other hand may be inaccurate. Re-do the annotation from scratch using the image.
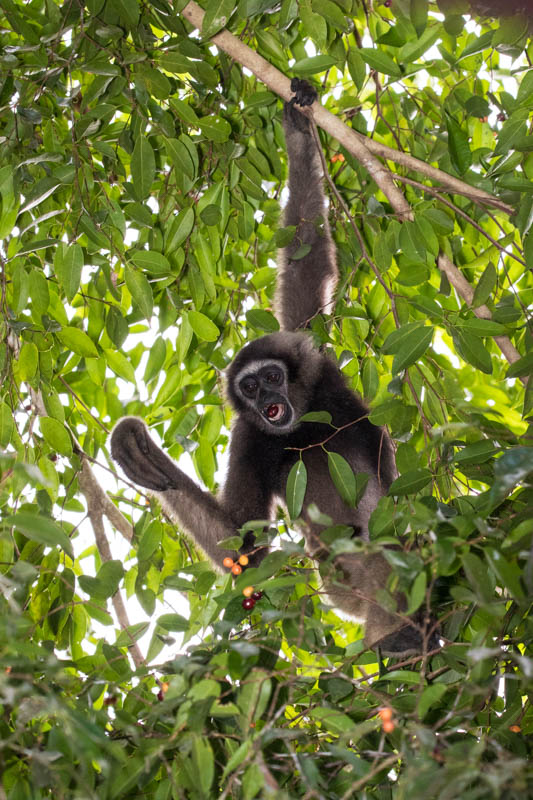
[110,417,182,492]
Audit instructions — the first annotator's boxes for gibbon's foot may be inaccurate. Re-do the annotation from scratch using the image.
[110,417,183,492]
[284,78,317,133]
[376,619,441,657]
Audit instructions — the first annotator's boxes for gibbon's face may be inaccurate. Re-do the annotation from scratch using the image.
[233,359,294,433]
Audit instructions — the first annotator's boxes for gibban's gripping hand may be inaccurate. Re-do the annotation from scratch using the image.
[110,417,182,491]
[289,77,317,107]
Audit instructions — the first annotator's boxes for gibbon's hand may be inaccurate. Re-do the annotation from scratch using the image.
[111,417,183,492]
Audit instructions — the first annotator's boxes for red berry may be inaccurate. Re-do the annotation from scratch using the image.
[157,690,164,701]
[251,591,263,601]
[242,597,256,611]
[497,112,506,122]
[384,0,392,6]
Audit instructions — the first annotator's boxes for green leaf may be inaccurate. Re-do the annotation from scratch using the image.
[417,684,447,720]
[54,243,83,302]
[40,417,73,457]
[0,402,14,447]
[309,707,356,735]
[104,349,136,383]
[389,469,432,496]
[57,327,98,358]
[300,7,327,49]
[292,55,337,75]
[506,352,533,379]
[300,411,332,424]
[165,137,195,180]
[166,207,195,252]
[454,440,501,465]
[485,548,524,601]
[286,460,307,519]
[237,668,271,722]
[191,737,214,796]
[143,337,166,384]
[114,0,139,27]
[131,135,155,201]
[202,0,234,36]
[221,741,250,781]
[410,0,427,37]
[452,331,492,374]
[18,341,38,381]
[130,250,171,274]
[245,309,280,332]
[327,452,356,507]
[200,204,222,226]
[198,115,231,143]
[489,447,533,507]
[347,49,366,91]
[472,262,497,308]
[392,326,433,374]
[188,310,219,342]
[157,613,189,632]
[446,114,472,174]
[454,318,506,336]
[4,512,73,560]
[362,359,379,400]
[359,48,402,78]
[406,570,427,614]
[461,552,493,603]
[115,622,150,647]
[310,0,346,31]
[79,560,124,599]
[125,267,153,319]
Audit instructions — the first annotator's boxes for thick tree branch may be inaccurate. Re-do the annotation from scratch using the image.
[180,0,513,216]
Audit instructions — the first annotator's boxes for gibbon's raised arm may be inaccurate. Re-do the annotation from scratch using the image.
[110,416,269,566]
[275,79,339,332]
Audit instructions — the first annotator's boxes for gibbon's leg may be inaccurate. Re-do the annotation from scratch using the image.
[275,78,339,332]
[110,417,271,568]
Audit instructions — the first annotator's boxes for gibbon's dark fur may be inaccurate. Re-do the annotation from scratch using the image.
[111,79,437,654]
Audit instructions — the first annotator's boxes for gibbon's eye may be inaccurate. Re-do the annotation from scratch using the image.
[241,378,258,397]
[266,371,282,384]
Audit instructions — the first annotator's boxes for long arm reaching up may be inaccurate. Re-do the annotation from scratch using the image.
[275,79,339,332]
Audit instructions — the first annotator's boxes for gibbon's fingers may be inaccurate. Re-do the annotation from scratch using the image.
[111,417,183,491]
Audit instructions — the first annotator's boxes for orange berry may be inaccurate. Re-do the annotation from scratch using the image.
[243,586,255,598]
[161,682,169,694]
[509,725,521,732]
[231,564,242,575]
[238,554,249,566]
[382,720,395,733]
[378,707,393,722]
[223,557,234,568]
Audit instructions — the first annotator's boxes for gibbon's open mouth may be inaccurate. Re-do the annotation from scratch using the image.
[263,403,286,423]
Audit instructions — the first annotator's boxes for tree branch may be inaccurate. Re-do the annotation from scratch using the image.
[180,0,513,216]
[437,252,525,382]
[79,461,144,668]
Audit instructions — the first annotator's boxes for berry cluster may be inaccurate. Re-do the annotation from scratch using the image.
[378,706,395,733]
[222,554,249,575]
[241,587,263,611]
[222,554,263,612]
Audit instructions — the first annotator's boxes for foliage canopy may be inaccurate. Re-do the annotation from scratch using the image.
[1,0,533,797]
